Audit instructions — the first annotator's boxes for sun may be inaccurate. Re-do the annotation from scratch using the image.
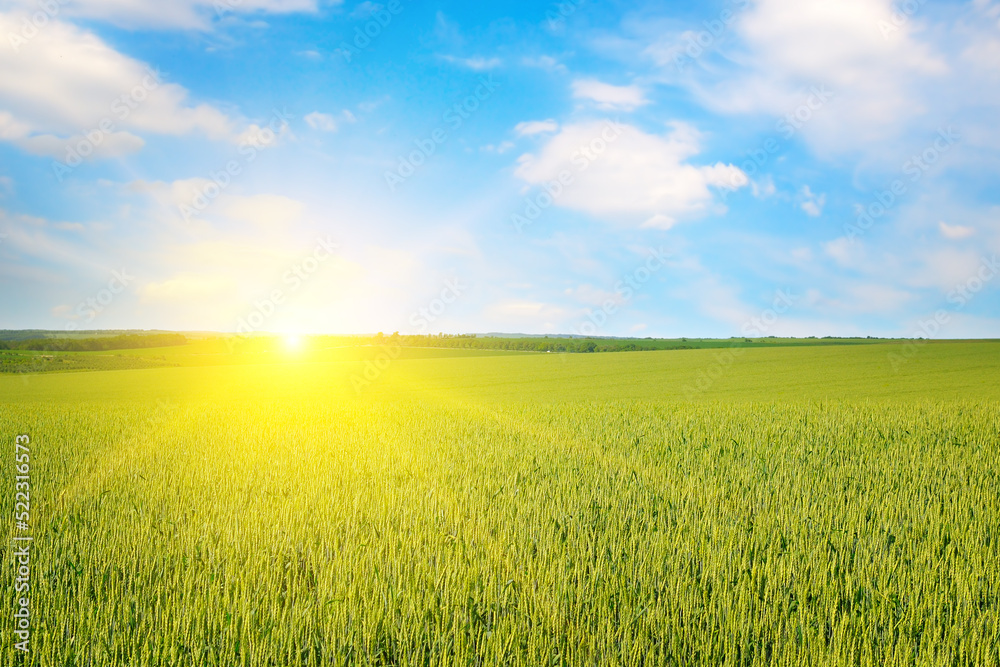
[283,334,303,352]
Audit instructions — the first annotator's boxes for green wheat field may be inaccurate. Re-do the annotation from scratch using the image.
[2,339,999,665]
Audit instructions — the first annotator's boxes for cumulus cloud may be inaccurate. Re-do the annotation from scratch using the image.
[0,13,235,160]
[656,0,953,157]
[514,120,747,227]
[514,119,559,137]
[572,79,648,111]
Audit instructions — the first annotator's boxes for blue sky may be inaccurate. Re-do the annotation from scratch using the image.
[0,0,998,337]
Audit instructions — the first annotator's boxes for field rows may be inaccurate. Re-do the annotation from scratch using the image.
[3,397,998,665]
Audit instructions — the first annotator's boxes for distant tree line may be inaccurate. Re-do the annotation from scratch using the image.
[0,333,187,352]
[355,333,697,354]
[349,333,898,353]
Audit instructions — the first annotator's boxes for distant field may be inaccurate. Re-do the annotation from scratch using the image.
[2,341,998,665]
[0,338,532,374]
[4,339,998,403]
[0,333,926,375]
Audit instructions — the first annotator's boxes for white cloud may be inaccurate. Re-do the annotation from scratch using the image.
[514,119,559,137]
[908,247,986,291]
[514,120,747,227]
[349,1,380,19]
[440,55,502,70]
[824,237,865,268]
[521,55,567,73]
[16,129,146,160]
[0,13,235,159]
[572,79,648,111]
[357,97,389,113]
[0,208,107,273]
[481,141,515,154]
[664,255,759,328]
[565,284,626,308]
[3,0,321,30]
[305,111,339,132]
[50,304,77,320]
[128,179,306,232]
[791,247,813,262]
[233,119,291,148]
[129,178,212,208]
[800,185,826,217]
[658,0,954,157]
[641,214,676,230]
[939,221,976,240]
[751,176,777,199]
